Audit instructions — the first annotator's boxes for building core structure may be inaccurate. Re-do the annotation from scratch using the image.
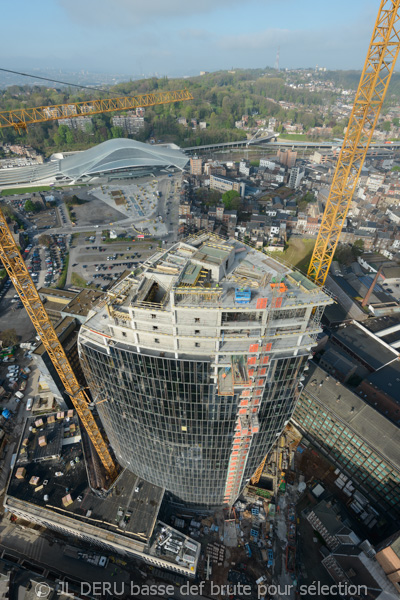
[78,233,332,507]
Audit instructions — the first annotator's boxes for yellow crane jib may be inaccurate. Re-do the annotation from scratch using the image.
[308,0,400,286]
[0,210,117,481]
[0,89,194,132]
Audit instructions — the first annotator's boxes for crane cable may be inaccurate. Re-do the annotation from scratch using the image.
[0,67,131,96]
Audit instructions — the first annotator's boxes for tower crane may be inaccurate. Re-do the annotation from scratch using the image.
[251,0,400,486]
[0,212,118,481]
[308,0,400,286]
[0,84,194,482]
[0,89,193,131]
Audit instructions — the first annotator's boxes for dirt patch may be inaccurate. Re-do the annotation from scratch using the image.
[67,197,126,226]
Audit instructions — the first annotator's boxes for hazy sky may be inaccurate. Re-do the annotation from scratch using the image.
[2,0,384,77]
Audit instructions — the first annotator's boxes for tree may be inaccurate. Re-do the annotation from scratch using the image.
[111,126,123,138]
[334,245,354,266]
[0,329,18,347]
[382,121,391,132]
[57,124,69,143]
[222,189,241,210]
[393,117,400,127]
[38,234,53,248]
[65,129,74,145]
[24,199,40,213]
[352,239,364,257]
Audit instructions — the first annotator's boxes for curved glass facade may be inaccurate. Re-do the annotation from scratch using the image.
[80,341,307,507]
[81,343,239,505]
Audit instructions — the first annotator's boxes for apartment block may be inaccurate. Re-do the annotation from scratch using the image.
[210,174,245,197]
[111,113,145,134]
[190,156,203,175]
[277,149,297,168]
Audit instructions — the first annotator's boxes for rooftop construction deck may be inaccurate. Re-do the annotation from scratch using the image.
[82,233,331,345]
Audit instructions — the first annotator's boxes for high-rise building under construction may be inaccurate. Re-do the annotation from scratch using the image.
[78,234,331,507]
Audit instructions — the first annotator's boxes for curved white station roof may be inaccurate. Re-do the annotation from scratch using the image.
[59,138,188,179]
[0,139,188,188]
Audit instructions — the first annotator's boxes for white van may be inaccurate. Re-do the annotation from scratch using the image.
[26,398,33,410]
[15,391,24,400]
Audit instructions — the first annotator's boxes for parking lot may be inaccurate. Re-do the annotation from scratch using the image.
[27,235,69,288]
[0,280,36,342]
[91,181,159,221]
[1,172,182,297]
[67,231,157,289]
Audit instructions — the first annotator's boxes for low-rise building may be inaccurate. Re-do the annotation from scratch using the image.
[306,499,360,551]
[209,174,245,196]
[5,413,201,578]
[292,363,400,520]
[323,545,399,599]
[356,361,400,424]
[375,531,400,594]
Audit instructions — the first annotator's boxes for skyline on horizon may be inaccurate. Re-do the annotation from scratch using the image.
[1,1,389,80]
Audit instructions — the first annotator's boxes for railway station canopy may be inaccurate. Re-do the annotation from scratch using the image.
[0,138,189,187]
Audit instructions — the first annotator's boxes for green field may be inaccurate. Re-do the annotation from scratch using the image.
[1,186,52,196]
[71,272,88,288]
[270,238,316,273]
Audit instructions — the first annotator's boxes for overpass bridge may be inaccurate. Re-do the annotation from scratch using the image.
[184,132,277,152]
[184,138,400,154]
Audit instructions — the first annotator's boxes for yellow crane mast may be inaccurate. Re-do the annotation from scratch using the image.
[0,212,118,481]
[308,0,400,286]
[251,0,400,486]
[0,89,193,132]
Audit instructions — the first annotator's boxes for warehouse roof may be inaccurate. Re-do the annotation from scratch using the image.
[7,414,163,545]
[332,323,398,370]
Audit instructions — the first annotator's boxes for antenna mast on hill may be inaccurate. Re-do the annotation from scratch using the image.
[275,47,280,71]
